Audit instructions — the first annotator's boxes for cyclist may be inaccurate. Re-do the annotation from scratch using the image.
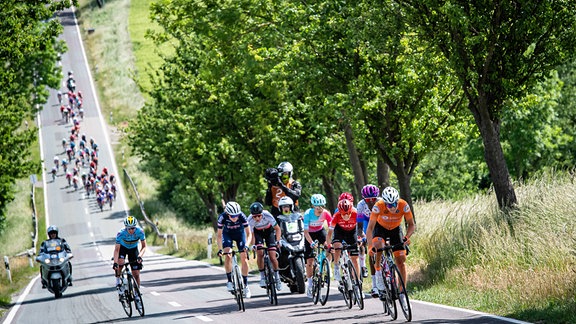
[265,161,302,218]
[113,216,147,299]
[327,199,360,283]
[356,184,382,297]
[246,202,283,291]
[302,193,332,298]
[366,186,416,299]
[39,225,73,288]
[217,201,253,298]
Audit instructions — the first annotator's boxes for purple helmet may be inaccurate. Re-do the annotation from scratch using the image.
[361,184,380,198]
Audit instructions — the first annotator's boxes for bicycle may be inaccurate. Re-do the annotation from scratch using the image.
[116,260,145,317]
[221,249,247,312]
[256,245,278,305]
[311,240,330,306]
[374,239,412,321]
[333,241,364,310]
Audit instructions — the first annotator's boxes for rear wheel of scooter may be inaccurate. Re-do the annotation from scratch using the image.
[52,279,62,298]
[293,258,306,294]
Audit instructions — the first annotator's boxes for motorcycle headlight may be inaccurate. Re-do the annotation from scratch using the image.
[59,257,65,262]
[44,259,51,264]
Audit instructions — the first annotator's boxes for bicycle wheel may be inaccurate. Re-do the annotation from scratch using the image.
[233,265,245,312]
[382,270,397,320]
[312,262,320,305]
[347,260,364,310]
[318,258,330,305]
[129,275,145,317]
[265,257,277,305]
[391,265,412,321]
[340,266,353,309]
[122,276,132,317]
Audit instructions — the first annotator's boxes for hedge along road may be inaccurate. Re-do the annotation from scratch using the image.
[2,6,530,324]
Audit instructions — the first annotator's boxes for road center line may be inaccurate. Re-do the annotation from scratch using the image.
[168,301,181,307]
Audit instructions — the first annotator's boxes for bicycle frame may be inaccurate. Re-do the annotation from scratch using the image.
[118,261,145,318]
[334,242,364,310]
[375,239,412,321]
[222,249,246,312]
[257,246,278,305]
[311,241,330,305]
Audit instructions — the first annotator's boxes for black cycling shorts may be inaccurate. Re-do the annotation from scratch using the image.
[118,245,143,270]
[305,230,327,260]
[332,226,359,256]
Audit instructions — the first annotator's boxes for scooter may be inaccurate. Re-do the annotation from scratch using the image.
[36,239,73,298]
[276,212,306,294]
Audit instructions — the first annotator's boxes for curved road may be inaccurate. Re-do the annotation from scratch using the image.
[2,8,529,324]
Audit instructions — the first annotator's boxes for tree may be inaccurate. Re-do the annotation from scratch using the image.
[0,0,75,231]
[397,0,576,209]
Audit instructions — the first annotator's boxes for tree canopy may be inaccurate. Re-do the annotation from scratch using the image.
[0,0,75,231]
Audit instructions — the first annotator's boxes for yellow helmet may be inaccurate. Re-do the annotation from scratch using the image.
[124,216,137,227]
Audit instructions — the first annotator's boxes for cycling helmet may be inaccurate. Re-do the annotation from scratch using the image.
[310,194,326,207]
[361,184,380,198]
[338,192,354,202]
[277,162,293,176]
[47,225,59,236]
[225,201,242,216]
[278,196,294,210]
[338,199,353,214]
[381,186,400,204]
[249,202,264,215]
[124,215,137,227]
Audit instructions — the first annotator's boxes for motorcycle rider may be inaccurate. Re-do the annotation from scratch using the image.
[265,161,302,218]
[39,225,73,288]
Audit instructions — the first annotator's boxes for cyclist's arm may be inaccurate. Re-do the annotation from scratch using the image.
[113,243,121,264]
[273,224,282,242]
[404,216,416,241]
[138,239,147,259]
[366,217,376,250]
[216,228,223,251]
[244,226,252,250]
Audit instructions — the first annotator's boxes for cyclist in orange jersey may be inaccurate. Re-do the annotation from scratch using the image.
[366,186,416,296]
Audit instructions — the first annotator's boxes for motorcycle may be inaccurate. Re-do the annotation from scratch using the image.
[35,239,73,298]
[276,212,306,293]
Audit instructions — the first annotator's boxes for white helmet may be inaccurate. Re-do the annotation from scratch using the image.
[278,196,294,211]
[225,201,242,216]
[381,187,400,204]
[277,162,293,176]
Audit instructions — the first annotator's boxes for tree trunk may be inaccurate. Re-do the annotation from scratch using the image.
[377,157,390,189]
[322,174,337,212]
[344,120,366,195]
[200,194,219,232]
[395,168,415,223]
[469,100,518,209]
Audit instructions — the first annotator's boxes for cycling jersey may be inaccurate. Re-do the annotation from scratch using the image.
[370,199,413,230]
[217,212,249,234]
[247,210,276,231]
[115,227,146,249]
[330,207,358,232]
[302,208,332,232]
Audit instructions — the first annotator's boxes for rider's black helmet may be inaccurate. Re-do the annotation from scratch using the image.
[47,225,59,236]
[249,202,264,215]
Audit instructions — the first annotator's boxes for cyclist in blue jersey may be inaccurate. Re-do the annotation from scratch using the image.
[303,193,332,297]
[217,201,253,298]
[113,216,147,298]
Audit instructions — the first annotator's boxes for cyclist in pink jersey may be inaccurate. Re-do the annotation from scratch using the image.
[302,194,332,297]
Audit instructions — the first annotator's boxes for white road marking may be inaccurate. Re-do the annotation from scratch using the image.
[150,291,160,296]
[196,315,214,322]
[168,301,181,307]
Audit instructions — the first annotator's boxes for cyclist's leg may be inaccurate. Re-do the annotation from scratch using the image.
[128,247,141,286]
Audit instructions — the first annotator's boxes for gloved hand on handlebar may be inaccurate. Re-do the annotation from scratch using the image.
[113,263,119,270]
[217,249,223,256]
[137,256,143,263]
[310,241,317,249]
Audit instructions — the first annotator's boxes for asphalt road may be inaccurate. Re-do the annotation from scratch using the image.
[2,7,530,324]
